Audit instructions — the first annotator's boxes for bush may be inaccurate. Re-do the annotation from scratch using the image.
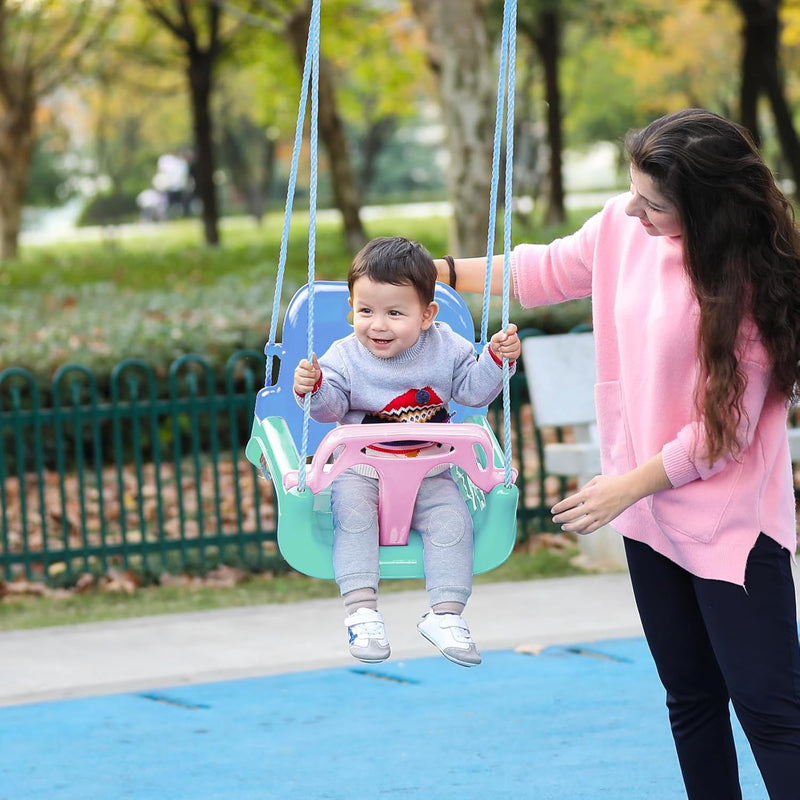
[78,193,140,226]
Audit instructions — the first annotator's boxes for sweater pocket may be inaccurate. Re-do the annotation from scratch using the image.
[649,461,743,543]
[594,381,634,475]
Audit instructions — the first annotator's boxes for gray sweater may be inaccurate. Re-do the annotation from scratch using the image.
[302,322,513,429]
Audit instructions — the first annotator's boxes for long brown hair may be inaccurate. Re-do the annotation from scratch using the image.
[626,108,800,462]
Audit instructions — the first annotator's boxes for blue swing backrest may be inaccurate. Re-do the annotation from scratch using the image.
[253,280,487,452]
[246,279,518,580]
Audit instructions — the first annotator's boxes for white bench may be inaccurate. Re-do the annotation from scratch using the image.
[522,332,800,570]
[522,332,625,570]
[790,425,800,462]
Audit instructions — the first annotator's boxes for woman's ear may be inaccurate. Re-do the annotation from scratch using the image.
[421,301,439,330]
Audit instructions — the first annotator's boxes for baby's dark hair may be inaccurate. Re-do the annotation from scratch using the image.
[347,236,436,305]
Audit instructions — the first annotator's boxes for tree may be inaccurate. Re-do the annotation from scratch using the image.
[284,2,366,251]
[329,4,431,202]
[734,0,800,192]
[411,0,495,257]
[221,0,369,253]
[139,0,259,246]
[564,0,740,154]
[517,1,566,225]
[0,0,117,260]
[75,26,192,200]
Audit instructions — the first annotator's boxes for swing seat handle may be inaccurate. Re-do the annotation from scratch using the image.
[283,422,517,546]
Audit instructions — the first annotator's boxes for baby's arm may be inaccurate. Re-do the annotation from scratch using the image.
[449,323,519,408]
[292,347,351,422]
[294,354,321,396]
[489,323,521,362]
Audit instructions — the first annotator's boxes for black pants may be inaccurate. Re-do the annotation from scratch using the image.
[625,534,800,800]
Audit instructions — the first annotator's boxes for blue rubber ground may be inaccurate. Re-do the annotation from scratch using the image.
[1,637,766,800]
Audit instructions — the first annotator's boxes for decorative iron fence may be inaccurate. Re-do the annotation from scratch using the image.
[0,352,553,585]
[0,351,277,583]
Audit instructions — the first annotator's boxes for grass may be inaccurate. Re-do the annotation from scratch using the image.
[6,205,599,294]
[0,539,589,631]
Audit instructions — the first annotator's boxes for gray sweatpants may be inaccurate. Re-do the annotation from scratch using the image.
[330,468,473,607]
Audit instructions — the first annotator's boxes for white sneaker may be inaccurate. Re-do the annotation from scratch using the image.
[344,608,390,663]
[417,609,482,667]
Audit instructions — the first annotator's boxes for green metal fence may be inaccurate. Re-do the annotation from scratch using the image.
[0,351,279,583]
[0,353,551,585]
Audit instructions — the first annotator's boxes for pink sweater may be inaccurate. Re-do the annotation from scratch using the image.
[512,193,796,584]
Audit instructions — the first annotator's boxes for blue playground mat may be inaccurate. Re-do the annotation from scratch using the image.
[1,637,766,800]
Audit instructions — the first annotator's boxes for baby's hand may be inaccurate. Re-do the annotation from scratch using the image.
[294,354,321,395]
[489,323,521,361]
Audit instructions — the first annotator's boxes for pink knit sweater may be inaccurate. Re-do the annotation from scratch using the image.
[512,193,796,584]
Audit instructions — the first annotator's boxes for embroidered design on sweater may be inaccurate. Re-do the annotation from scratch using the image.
[362,387,450,425]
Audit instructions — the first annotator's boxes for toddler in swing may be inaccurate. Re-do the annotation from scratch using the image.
[293,236,520,666]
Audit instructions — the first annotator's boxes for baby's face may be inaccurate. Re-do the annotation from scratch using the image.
[349,277,437,359]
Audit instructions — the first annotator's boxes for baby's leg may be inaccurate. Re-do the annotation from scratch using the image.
[330,470,388,663]
[331,469,380,598]
[413,471,481,667]
[412,470,474,610]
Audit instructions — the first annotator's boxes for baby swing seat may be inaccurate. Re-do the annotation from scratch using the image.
[245,281,519,580]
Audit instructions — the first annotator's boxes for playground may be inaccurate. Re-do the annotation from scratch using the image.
[0,571,779,799]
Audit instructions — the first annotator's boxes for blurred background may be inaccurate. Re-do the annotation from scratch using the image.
[1,0,799,605]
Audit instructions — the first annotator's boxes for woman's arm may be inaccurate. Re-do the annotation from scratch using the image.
[434,255,508,295]
[551,453,672,535]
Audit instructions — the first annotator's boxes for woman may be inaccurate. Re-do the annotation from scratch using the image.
[439,108,800,799]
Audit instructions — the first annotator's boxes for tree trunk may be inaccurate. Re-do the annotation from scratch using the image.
[532,10,565,225]
[735,0,800,192]
[187,51,220,246]
[0,99,35,261]
[359,116,396,198]
[739,5,761,144]
[411,0,494,257]
[287,5,366,254]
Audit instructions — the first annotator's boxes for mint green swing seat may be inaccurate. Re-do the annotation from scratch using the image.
[245,281,519,580]
[245,0,519,580]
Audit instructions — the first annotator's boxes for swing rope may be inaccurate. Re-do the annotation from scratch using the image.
[265,0,517,491]
[480,0,517,487]
[262,0,322,492]
[299,0,321,492]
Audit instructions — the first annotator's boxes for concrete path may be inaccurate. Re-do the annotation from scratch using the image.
[0,572,643,707]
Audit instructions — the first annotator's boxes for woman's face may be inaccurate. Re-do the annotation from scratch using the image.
[625,166,682,239]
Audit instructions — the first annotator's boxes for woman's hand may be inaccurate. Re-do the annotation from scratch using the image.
[293,354,321,396]
[551,474,637,535]
[551,454,672,535]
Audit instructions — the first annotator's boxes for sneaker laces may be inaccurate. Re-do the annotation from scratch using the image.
[444,615,473,644]
[347,612,386,644]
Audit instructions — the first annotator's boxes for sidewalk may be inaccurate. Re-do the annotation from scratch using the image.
[0,571,643,707]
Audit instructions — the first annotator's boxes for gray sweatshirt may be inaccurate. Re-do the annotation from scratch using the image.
[302,322,513,431]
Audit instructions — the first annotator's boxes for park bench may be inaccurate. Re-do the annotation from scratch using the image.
[521,331,624,569]
[522,331,800,571]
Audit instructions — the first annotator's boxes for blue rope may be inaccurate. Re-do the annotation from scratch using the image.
[298,0,322,492]
[480,10,508,347]
[500,0,517,488]
[482,0,516,486]
[267,0,516,490]
[264,2,317,386]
